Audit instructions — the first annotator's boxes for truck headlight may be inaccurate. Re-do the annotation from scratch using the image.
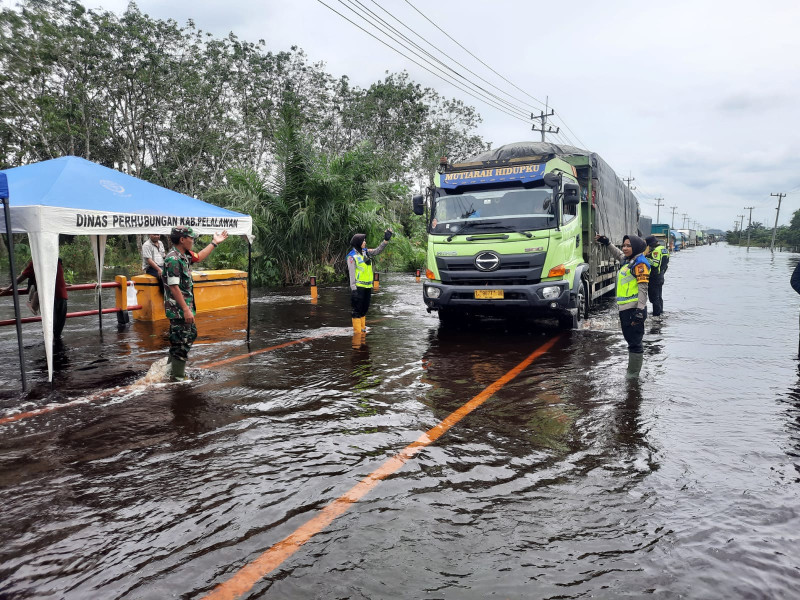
[425,286,441,299]
[541,286,561,299]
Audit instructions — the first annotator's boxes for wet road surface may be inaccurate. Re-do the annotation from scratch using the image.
[1,243,799,599]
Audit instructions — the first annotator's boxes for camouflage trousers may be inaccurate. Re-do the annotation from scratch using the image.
[169,319,198,362]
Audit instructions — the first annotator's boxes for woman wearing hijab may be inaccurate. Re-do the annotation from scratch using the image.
[595,233,651,377]
[347,229,393,333]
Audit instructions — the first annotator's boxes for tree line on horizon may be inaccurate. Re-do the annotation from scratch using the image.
[725,214,800,250]
[0,0,490,284]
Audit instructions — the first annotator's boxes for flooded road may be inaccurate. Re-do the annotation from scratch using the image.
[1,243,800,599]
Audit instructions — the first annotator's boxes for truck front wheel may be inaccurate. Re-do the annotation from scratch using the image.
[559,278,589,330]
[438,308,461,328]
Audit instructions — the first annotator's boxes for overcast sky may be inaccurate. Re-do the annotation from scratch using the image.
[45,1,800,229]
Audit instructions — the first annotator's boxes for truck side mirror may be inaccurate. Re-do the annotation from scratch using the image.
[543,173,560,188]
[412,194,424,216]
[563,182,580,206]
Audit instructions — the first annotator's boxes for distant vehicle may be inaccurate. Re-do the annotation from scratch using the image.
[651,223,670,247]
[671,229,683,251]
[411,142,640,329]
[678,228,697,247]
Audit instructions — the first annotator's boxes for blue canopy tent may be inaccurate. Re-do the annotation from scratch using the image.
[0,156,254,386]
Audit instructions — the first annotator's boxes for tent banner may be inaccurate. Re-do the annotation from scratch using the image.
[1,206,253,238]
[75,211,244,232]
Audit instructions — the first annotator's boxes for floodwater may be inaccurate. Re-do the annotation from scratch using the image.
[1,243,799,599]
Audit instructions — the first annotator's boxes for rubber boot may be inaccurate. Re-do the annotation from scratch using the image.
[352,317,362,333]
[351,332,363,349]
[170,358,187,381]
[360,316,367,332]
[626,352,644,379]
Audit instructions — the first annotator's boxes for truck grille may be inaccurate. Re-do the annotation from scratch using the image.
[436,253,546,286]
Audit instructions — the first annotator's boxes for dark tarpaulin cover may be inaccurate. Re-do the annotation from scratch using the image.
[463,142,640,244]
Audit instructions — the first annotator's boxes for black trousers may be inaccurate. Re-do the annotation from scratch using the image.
[351,286,372,318]
[53,297,67,338]
[649,276,664,316]
[145,265,165,294]
[620,307,645,354]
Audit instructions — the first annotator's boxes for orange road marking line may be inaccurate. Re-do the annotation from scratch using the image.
[0,386,124,425]
[199,318,388,369]
[201,334,561,600]
[198,328,348,369]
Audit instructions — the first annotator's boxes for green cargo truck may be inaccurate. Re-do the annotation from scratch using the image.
[412,142,641,328]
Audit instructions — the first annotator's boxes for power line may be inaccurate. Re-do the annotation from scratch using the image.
[654,197,664,223]
[770,192,785,253]
[400,0,586,147]
[367,0,550,119]
[314,0,534,125]
[346,0,532,120]
[401,0,547,108]
[622,173,635,190]
[531,96,560,142]
[357,0,577,149]
[744,206,754,251]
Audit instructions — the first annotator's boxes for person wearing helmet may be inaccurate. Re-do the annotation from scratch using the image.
[347,229,393,335]
[163,226,228,380]
[644,235,669,316]
[595,233,651,378]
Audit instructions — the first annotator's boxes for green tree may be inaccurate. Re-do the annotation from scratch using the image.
[206,101,399,285]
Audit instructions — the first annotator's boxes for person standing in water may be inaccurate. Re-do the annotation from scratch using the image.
[347,229,392,333]
[162,226,228,380]
[596,233,651,377]
[644,235,669,316]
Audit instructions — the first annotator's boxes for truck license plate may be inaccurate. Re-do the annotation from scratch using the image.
[474,289,504,299]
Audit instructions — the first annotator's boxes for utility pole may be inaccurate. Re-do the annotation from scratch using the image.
[670,206,678,229]
[531,96,559,142]
[654,197,664,223]
[770,192,786,253]
[744,206,754,251]
[737,214,745,238]
[622,172,636,190]
[682,213,689,228]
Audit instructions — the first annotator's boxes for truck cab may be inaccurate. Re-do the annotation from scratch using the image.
[413,156,589,328]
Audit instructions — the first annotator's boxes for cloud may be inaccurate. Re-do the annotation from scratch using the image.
[717,92,791,112]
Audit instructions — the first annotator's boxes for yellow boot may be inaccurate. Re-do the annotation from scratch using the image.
[351,332,363,349]
[360,316,367,332]
[352,317,362,333]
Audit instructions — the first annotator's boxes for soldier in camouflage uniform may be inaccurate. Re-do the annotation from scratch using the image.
[163,226,228,380]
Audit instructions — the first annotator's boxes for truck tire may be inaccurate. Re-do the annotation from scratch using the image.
[577,276,590,322]
[559,277,589,330]
[438,308,461,328]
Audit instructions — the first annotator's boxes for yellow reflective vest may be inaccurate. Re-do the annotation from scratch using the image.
[616,255,650,306]
[349,249,374,288]
[649,244,669,276]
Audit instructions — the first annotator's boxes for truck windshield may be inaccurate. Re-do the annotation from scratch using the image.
[430,187,555,235]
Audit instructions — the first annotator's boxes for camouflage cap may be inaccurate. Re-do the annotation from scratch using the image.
[171,226,197,239]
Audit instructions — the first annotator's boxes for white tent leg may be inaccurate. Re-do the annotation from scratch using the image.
[28,232,59,382]
[90,234,107,331]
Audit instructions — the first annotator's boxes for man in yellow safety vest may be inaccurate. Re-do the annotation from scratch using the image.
[645,235,669,316]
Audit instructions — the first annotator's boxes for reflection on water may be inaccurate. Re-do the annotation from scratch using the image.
[1,247,800,598]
